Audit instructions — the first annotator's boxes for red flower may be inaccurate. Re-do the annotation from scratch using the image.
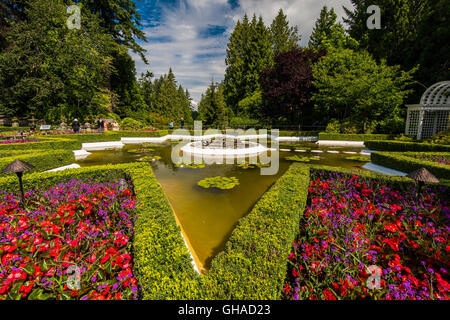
[284,283,291,293]
[323,288,336,300]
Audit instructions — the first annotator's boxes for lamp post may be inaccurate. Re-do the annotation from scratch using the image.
[407,167,440,198]
[2,159,35,202]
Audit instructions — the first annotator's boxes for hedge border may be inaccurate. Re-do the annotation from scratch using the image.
[0,149,75,173]
[0,130,169,151]
[0,163,198,300]
[204,163,310,299]
[319,133,396,141]
[371,152,450,180]
[365,140,450,152]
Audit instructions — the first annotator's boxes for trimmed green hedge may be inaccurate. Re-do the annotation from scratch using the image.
[204,163,310,299]
[0,126,30,132]
[365,140,450,152]
[0,137,77,151]
[0,130,169,151]
[371,152,450,179]
[0,163,199,300]
[319,133,395,141]
[275,131,320,137]
[0,149,75,173]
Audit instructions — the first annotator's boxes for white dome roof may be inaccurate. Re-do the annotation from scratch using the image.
[420,81,450,105]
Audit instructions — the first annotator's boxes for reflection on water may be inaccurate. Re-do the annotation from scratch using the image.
[77,141,368,273]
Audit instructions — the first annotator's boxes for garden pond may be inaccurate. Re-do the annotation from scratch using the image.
[77,140,370,273]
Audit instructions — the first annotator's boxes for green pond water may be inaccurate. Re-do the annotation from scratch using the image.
[76,141,369,273]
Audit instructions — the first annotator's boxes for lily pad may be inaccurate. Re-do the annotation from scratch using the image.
[197,176,240,190]
[175,163,206,169]
[138,156,161,162]
[237,161,270,169]
[128,148,154,153]
[285,155,311,162]
[346,156,370,162]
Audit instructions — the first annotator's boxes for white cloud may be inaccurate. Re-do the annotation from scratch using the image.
[134,0,353,103]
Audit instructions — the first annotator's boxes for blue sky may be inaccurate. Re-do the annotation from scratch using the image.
[132,0,353,104]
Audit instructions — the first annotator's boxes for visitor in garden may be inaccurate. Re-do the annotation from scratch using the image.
[169,120,174,130]
[97,118,105,133]
[180,117,184,129]
[72,118,80,134]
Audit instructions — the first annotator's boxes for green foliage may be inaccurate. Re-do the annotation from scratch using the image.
[138,69,193,125]
[285,155,314,163]
[365,140,450,152]
[228,116,260,129]
[0,131,168,152]
[197,176,240,190]
[120,118,143,131]
[128,148,154,154]
[344,0,449,88]
[324,119,359,134]
[237,161,270,169]
[197,82,226,128]
[0,149,74,173]
[0,0,116,121]
[319,133,396,141]
[312,47,416,133]
[309,5,358,50]
[175,163,205,169]
[424,130,450,145]
[206,164,310,299]
[237,90,262,119]
[138,156,161,162]
[346,156,370,162]
[224,14,273,114]
[270,9,301,55]
[371,152,450,179]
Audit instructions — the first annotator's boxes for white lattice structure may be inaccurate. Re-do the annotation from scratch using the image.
[406,81,450,139]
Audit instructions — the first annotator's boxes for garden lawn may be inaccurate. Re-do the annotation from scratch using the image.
[283,171,449,300]
[0,179,138,300]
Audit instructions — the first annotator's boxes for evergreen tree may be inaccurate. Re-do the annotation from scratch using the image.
[224,14,273,115]
[74,0,148,62]
[0,0,115,121]
[309,6,357,50]
[311,47,417,133]
[270,9,301,55]
[343,0,429,66]
[198,82,225,128]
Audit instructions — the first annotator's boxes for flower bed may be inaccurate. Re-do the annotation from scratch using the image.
[283,171,449,300]
[371,152,450,180]
[0,179,138,300]
[0,139,38,145]
[411,155,450,166]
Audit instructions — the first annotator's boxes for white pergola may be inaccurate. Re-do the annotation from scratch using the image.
[405,81,450,139]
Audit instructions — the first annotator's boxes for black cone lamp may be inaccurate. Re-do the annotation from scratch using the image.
[2,159,35,201]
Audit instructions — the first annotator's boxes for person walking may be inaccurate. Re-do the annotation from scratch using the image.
[96,118,101,133]
[72,118,80,134]
[97,117,105,133]
[169,120,174,130]
[180,117,185,130]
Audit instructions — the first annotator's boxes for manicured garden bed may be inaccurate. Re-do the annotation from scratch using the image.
[283,169,449,300]
[0,178,138,300]
[319,133,396,141]
[371,152,450,180]
[366,140,450,152]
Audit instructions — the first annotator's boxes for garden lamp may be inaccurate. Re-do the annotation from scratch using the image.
[407,167,440,197]
[2,159,35,201]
